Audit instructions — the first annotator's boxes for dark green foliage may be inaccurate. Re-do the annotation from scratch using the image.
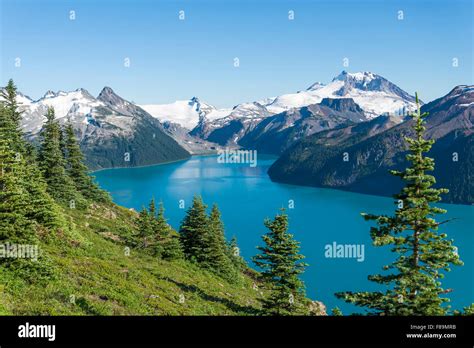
[154,202,183,260]
[202,205,237,279]
[38,108,80,207]
[179,196,209,263]
[253,210,308,315]
[81,115,190,170]
[22,162,67,230]
[269,88,474,205]
[0,128,36,246]
[0,82,66,232]
[63,123,110,202]
[0,101,55,280]
[1,79,25,154]
[179,197,240,280]
[136,207,154,249]
[134,199,183,260]
[335,94,463,315]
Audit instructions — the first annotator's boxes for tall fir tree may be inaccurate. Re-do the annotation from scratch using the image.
[179,196,209,263]
[155,202,183,260]
[335,94,462,315]
[136,206,154,249]
[203,204,236,278]
[1,79,24,154]
[0,103,54,278]
[0,106,36,246]
[38,107,79,206]
[0,83,65,231]
[253,210,308,315]
[63,123,110,202]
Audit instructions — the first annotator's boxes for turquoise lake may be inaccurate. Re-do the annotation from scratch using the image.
[94,155,473,314]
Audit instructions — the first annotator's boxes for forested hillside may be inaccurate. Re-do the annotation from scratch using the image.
[0,80,318,316]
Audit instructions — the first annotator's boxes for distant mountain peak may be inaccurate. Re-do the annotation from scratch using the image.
[98,86,117,99]
[97,86,126,106]
[306,81,325,91]
[333,70,377,83]
[448,85,474,98]
[43,90,56,99]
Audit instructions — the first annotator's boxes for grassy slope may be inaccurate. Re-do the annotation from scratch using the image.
[0,203,266,315]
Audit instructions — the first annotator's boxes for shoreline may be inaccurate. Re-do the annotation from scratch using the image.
[89,153,218,173]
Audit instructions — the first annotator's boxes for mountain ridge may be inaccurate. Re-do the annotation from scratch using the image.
[11,86,191,170]
[268,85,474,204]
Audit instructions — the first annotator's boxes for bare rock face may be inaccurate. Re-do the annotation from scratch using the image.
[269,85,474,204]
[239,98,368,155]
[14,87,190,170]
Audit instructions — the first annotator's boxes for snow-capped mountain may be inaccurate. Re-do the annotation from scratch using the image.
[13,87,190,169]
[17,88,105,135]
[188,71,417,146]
[268,85,474,204]
[266,71,418,118]
[9,71,419,168]
[140,97,230,130]
[239,98,369,154]
[190,101,273,146]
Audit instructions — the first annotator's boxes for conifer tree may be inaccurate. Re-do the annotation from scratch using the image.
[179,196,209,262]
[0,114,36,246]
[63,123,109,202]
[1,79,24,154]
[0,85,65,231]
[136,206,154,249]
[161,232,183,261]
[335,94,462,315]
[0,104,54,278]
[253,210,308,315]
[203,204,236,277]
[154,202,183,260]
[147,198,164,256]
[38,107,79,206]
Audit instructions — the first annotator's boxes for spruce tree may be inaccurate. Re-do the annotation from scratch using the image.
[161,233,184,261]
[0,117,36,246]
[1,79,24,154]
[203,204,235,277]
[179,196,209,262]
[0,104,54,278]
[335,94,462,315]
[252,210,308,315]
[155,202,183,260]
[63,123,109,202]
[0,85,65,231]
[38,107,79,206]
[147,198,164,256]
[136,206,154,249]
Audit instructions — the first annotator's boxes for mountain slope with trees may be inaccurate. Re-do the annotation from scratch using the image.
[239,98,368,154]
[9,86,191,170]
[336,94,463,315]
[268,86,474,204]
[0,80,320,316]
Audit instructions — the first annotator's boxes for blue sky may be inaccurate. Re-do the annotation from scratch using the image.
[1,0,472,107]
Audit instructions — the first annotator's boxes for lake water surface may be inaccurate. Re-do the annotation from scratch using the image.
[94,155,473,314]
